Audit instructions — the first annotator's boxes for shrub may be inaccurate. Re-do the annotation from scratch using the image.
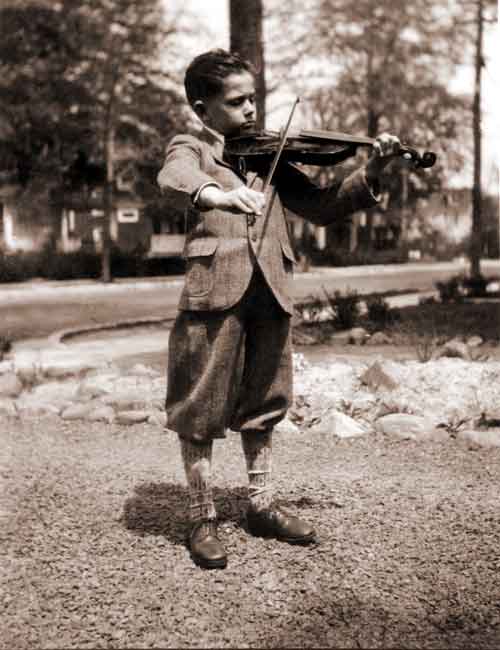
[435,275,464,303]
[462,274,488,297]
[392,317,440,363]
[294,296,331,323]
[323,287,360,330]
[42,251,101,280]
[0,252,44,282]
[309,247,409,267]
[365,295,393,329]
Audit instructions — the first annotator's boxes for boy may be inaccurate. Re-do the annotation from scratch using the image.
[158,49,400,569]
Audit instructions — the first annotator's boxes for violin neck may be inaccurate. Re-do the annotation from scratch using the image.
[300,129,374,146]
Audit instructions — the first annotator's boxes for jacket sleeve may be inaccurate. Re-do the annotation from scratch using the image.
[276,162,380,226]
[157,134,220,212]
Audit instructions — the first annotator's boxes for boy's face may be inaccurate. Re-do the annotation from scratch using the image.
[195,71,256,138]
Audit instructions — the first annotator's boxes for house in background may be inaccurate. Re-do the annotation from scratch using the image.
[287,186,484,263]
[0,154,188,259]
[56,160,148,255]
[410,189,472,246]
[54,156,152,255]
[56,155,187,258]
[0,174,57,253]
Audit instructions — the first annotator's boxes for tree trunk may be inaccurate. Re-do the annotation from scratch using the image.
[363,40,380,250]
[470,0,483,279]
[101,123,114,283]
[229,0,266,129]
[101,61,120,284]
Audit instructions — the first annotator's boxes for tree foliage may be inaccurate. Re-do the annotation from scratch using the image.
[0,0,188,185]
[265,0,493,192]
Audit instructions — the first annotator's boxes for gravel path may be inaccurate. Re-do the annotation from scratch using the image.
[2,415,500,649]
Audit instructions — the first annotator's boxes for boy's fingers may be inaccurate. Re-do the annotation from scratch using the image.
[237,188,265,214]
[234,196,259,214]
[374,133,401,157]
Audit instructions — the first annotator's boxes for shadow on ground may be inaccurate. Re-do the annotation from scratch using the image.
[121,482,251,545]
[120,482,338,546]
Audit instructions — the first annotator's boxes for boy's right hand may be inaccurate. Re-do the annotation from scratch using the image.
[198,185,266,215]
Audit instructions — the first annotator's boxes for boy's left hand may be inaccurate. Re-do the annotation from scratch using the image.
[365,132,401,185]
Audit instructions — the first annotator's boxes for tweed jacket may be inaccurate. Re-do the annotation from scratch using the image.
[157,128,379,315]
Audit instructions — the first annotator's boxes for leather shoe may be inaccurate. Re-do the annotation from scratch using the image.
[246,506,316,544]
[188,519,227,569]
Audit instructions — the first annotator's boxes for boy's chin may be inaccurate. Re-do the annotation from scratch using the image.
[229,123,257,138]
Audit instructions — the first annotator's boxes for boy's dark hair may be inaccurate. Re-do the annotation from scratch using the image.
[184,49,255,106]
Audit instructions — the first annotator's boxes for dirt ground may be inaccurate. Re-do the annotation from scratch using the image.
[3,409,500,649]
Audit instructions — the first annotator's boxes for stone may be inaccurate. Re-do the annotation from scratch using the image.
[42,359,100,379]
[0,372,23,398]
[147,412,168,427]
[14,361,39,386]
[348,327,369,345]
[115,410,150,425]
[151,398,165,411]
[466,335,483,348]
[292,329,321,346]
[309,409,369,438]
[376,413,442,441]
[87,405,115,423]
[76,375,116,401]
[102,393,150,411]
[349,394,378,417]
[61,402,97,421]
[360,361,398,391]
[434,339,472,361]
[31,380,80,402]
[130,363,160,377]
[0,360,14,375]
[457,428,500,449]
[0,398,17,417]
[18,402,62,417]
[375,395,417,418]
[365,331,392,345]
[274,416,301,435]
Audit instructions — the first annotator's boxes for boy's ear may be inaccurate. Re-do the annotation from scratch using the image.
[193,100,206,119]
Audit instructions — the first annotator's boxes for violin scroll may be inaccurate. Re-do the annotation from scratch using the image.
[400,146,437,169]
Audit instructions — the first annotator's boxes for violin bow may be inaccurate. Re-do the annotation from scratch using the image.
[263,96,301,192]
[252,97,301,257]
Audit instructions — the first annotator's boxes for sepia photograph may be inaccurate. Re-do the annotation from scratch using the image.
[1,0,499,647]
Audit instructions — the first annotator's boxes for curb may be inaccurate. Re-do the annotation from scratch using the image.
[49,316,176,345]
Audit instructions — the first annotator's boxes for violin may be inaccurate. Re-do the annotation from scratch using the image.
[225,128,437,173]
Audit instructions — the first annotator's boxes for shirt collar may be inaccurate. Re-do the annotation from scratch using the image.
[200,124,225,158]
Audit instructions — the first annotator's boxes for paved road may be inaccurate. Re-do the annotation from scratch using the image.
[2,260,499,342]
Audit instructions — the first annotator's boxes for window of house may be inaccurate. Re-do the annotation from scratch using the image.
[117,208,139,223]
[68,209,76,234]
[116,170,135,192]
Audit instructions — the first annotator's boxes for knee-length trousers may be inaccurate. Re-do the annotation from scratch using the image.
[165,267,293,443]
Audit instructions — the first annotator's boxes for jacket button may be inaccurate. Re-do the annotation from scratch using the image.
[251,232,258,242]
[247,214,256,226]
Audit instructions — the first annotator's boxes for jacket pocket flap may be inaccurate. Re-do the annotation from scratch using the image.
[184,237,219,258]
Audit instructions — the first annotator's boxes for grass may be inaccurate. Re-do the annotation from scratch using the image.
[382,301,500,343]
[293,297,500,364]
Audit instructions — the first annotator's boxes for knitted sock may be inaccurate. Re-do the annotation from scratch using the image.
[241,429,273,511]
[180,439,216,522]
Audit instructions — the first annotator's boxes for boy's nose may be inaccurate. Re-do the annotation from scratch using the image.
[244,101,255,118]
